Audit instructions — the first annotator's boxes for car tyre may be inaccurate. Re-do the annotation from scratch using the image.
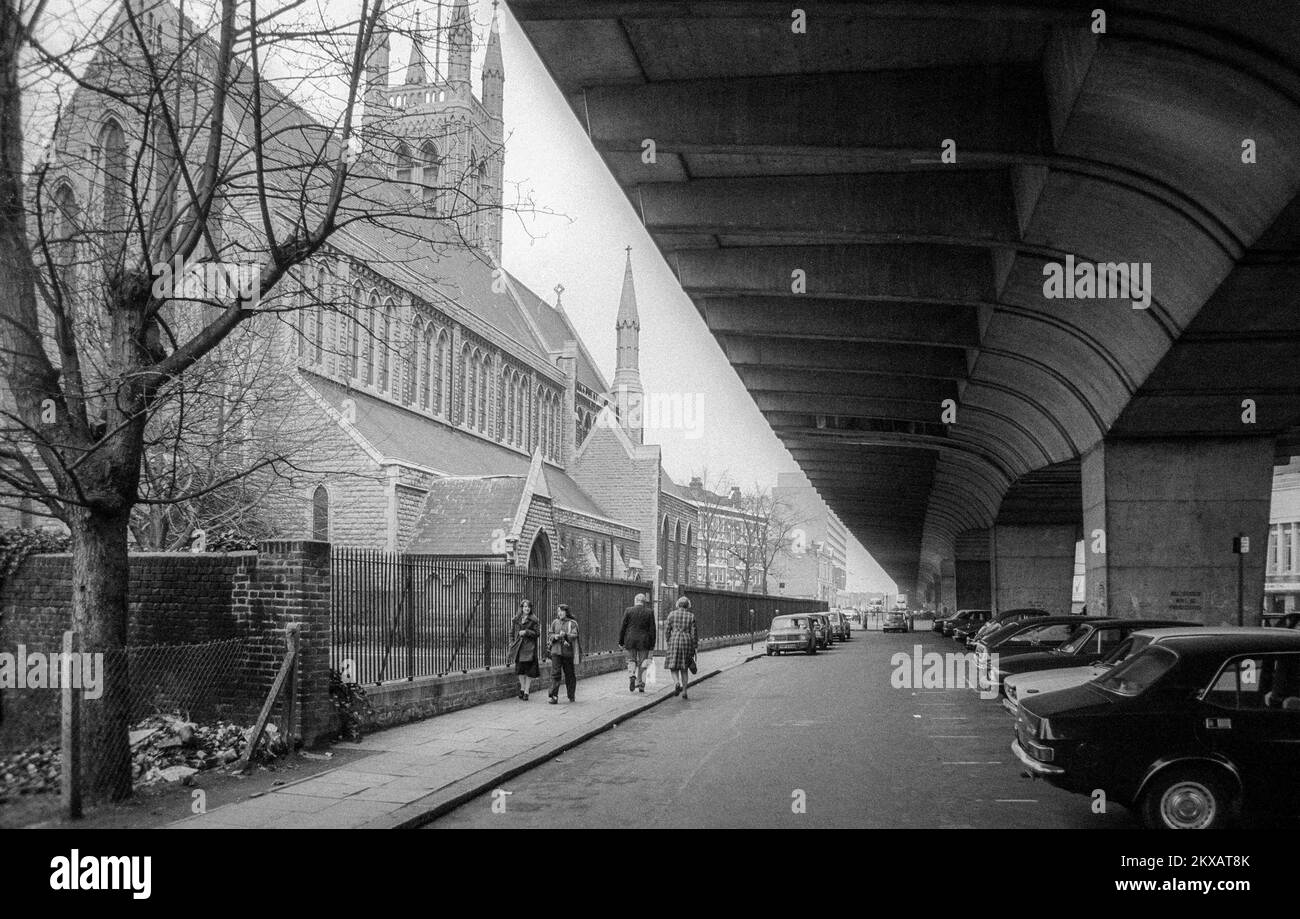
[807,643,817,655]
[1140,767,1236,830]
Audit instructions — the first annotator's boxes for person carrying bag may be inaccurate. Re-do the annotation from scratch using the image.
[546,604,581,704]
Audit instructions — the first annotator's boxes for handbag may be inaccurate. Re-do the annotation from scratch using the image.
[688,653,698,675]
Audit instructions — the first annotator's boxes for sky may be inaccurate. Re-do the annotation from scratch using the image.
[22,0,894,594]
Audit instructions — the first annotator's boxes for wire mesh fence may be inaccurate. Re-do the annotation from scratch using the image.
[0,637,255,803]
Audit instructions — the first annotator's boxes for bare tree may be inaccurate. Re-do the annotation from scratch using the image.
[0,0,514,800]
[686,467,732,588]
[723,484,806,594]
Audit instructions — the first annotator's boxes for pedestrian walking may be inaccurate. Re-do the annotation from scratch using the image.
[505,599,541,701]
[664,596,698,700]
[547,604,581,704]
[619,592,657,693]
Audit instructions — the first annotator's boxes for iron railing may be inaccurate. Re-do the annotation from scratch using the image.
[664,583,828,642]
[330,548,649,685]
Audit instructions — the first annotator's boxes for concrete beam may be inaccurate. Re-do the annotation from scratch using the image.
[721,336,970,378]
[700,298,981,348]
[638,173,1019,245]
[676,245,996,304]
[580,67,1050,157]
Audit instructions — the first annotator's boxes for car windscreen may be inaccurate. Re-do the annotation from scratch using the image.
[1094,645,1178,696]
[772,617,804,629]
[1057,624,1097,655]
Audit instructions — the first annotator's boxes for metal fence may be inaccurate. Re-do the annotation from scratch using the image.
[330,549,649,685]
[667,584,828,641]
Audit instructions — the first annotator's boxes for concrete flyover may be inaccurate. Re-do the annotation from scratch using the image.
[513,1,1300,624]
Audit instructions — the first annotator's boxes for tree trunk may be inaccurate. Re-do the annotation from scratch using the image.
[68,505,133,802]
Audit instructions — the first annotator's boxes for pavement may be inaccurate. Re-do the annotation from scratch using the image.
[427,627,1141,829]
[170,641,765,829]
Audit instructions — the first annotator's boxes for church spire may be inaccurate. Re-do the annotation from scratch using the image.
[612,247,644,445]
[405,8,429,85]
[482,0,504,120]
[448,0,471,88]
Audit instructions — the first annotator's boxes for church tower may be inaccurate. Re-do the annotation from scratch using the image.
[364,0,505,263]
[612,248,645,445]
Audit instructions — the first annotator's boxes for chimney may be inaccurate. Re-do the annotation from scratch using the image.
[689,476,702,490]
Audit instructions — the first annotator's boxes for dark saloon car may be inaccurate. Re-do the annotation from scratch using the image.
[826,610,852,641]
[990,619,1201,695]
[766,615,818,655]
[808,612,833,649]
[883,610,911,633]
[969,608,1050,645]
[949,609,994,642]
[939,609,990,637]
[1012,628,1300,829]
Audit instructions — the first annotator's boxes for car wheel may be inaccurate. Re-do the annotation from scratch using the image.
[807,642,817,655]
[1140,767,1235,830]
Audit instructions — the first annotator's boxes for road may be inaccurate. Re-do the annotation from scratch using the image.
[428,627,1138,829]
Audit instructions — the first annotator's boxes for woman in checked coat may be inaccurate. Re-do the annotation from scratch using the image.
[664,596,699,700]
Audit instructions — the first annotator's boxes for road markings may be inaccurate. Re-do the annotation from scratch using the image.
[927,735,979,739]
[941,761,1005,765]
[995,799,1038,803]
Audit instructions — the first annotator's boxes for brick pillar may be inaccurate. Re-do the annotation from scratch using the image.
[235,540,333,746]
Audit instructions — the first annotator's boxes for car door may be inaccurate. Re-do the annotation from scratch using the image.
[1197,653,1300,812]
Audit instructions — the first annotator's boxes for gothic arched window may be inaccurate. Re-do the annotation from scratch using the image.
[459,343,472,424]
[363,290,380,385]
[311,485,330,542]
[420,323,433,409]
[394,142,414,186]
[435,330,449,415]
[476,353,488,432]
[378,298,395,392]
[51,183,79,297]
[97,118,129,234]
[420,141,440,207]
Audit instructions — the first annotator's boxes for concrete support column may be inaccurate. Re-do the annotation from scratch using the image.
[990,523,1078,616]
[954,529,991,611]
[1082,437,1274,625]
[938,559,957,617]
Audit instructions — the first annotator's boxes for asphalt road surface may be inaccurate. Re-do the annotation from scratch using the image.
[429,628,1138,829]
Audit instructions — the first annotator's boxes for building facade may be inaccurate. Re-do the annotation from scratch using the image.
[768,473,848,602]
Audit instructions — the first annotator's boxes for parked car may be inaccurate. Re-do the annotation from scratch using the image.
[807,612,833,649]
[975,616,1097,678]
[989,619,1198,699]
[1013,628,1300,828]
[970,608,1050,645]
[766,614,818,655]
[946,609,992,640]
[883,610,911,633]
[826,610,852,641]
[1002,625,1208,713]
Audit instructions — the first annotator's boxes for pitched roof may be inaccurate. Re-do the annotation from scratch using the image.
[406,476,525,555]
[305,371,618,523]
[506,271,609,394]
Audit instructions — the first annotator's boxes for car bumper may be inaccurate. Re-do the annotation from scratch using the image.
[767,640,811,651]
[1011,740,1064,776]
[1000,696,1017,715]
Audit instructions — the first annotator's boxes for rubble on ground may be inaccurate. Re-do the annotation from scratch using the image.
[0,713,289,799]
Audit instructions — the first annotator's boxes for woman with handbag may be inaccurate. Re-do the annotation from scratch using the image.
[505,599,541,700]
[546,604,581,704]
[664,596,699,700]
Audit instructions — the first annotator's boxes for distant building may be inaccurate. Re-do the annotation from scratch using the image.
[768,473,848,602]
[1266,458,1300,617]
[683,480,767,591]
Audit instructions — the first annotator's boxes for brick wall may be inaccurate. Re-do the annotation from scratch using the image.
[0,542,334,754]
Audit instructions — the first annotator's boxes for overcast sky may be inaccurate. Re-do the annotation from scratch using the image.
[24,0,895,594]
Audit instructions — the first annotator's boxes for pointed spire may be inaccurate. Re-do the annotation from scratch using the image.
[448,0,471,87]
[616,246,639,329]
[483,0,504,116]
[405,8,428,85]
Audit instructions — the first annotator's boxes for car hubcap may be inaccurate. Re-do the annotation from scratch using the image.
[1160,781,1216,829]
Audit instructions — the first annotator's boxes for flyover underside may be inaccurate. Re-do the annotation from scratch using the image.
[514,1,1300,594]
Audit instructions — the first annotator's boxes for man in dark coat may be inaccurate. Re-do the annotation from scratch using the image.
[619,593,657,692]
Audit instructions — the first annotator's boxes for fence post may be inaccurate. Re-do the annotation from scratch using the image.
[483,564,492,668]
[61,629,82,819]
[405,557,415,682]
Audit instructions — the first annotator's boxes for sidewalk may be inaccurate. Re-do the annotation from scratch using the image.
[170,642,764,829]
